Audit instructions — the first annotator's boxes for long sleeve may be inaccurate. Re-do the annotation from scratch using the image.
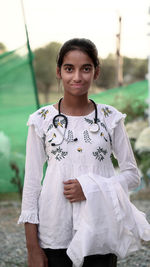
[18,125,46,224]
[111,119,140,192]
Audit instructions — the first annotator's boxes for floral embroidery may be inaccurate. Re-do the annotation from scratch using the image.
[47,123,53,132]
[83,130,92,143]
[100,122,112,146]
[108,133,112,147]
[38,109,49,119]
[84,118,93,125]
[101,107,112,117]
[66,130,74,143]
[59,118,66,126]
[51,146,68,161]
[57,121,63,127]
[93,147,107,161]
[55,118,66,127]
[100,132,108,142]
[48,133,56,143]
[42,134,46,150]
[100,122,107,131]
[84,117,100,125]
[77,147,82,152]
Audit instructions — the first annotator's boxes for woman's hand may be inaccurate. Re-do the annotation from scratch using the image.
[25,223,48,267]
[27,245,48,267]
[63,179,86,203]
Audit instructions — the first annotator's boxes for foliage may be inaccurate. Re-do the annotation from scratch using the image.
[123,57,148,83]
[96,54,116,89]
[131,146,150,188]
[10,162,24,198]
[112,96,147,123]
[96,54,147,89]
[111,139,150,188]
[110,153,118,168]
[139,153,150,187]
[0,42,7,53]
[34,42,61,102]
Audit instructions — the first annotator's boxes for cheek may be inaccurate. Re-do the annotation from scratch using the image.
[61,73,72,82]
[84,74,94,83]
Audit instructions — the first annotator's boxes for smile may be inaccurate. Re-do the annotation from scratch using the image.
[70,84,83,88]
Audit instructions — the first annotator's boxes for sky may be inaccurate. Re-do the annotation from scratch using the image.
[0,0,150,58]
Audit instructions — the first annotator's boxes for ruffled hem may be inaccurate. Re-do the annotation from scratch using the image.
[18,211,39,224]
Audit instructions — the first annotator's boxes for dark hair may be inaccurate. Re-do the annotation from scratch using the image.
[57,38,100,69]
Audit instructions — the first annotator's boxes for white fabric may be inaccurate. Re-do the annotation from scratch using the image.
[18,103,150,259]
[67,173,150,267]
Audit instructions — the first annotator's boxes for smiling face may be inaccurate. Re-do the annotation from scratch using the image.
[56,50,99,97]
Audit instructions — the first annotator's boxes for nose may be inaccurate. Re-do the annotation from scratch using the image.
[73,70,82,83]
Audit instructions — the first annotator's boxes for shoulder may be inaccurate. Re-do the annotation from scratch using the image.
[27,104,57,137]
[97,103,122,117]
[97,103,126,133]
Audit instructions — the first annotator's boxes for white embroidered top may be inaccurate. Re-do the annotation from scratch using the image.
[18,103,141,250]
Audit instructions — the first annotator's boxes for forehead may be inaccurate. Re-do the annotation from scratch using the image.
[62,50,94,66]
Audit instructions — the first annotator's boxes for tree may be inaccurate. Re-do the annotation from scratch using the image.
[34,42,61,103]
[123,57,147,84]
[96,54,147,89]
[96,54,116,89]
[0,43,7,54]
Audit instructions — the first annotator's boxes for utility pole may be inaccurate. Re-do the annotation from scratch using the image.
[147,8,150,126]
[116,16,123,87]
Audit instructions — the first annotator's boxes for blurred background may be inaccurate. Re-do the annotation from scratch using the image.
[0,0,150,266]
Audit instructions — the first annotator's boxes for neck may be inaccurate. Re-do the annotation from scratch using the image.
[63,93,89,109]
[57,93,94,116]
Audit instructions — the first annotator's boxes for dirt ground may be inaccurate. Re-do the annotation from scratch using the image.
[0,200,150,267]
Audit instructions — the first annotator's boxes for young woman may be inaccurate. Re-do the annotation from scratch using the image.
[18,38,150,267]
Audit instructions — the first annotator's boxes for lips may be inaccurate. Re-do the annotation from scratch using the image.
[70,84,83,88]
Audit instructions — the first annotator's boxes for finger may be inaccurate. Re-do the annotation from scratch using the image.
[64,190,73,195]
[70,198,79,203]
[65,194,73,200]
[64,185,73,191]
[63,179,76,184]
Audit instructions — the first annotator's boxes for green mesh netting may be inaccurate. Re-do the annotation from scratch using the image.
[0,45,38,193]
[0,45,148,193]
[90,80,148,110]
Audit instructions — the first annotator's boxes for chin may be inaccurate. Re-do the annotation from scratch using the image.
[66,88,89,97]
[70,91,88,97]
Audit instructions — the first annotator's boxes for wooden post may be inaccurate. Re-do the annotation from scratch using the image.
[116,16,123,87]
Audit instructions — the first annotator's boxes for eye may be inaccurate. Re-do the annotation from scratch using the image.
[83,66,92,72]
[65,67,73,72]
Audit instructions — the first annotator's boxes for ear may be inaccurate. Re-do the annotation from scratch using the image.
[56,67,61,79]
[94,66,100,80]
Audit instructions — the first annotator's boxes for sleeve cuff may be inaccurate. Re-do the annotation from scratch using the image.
[18,211,39,224]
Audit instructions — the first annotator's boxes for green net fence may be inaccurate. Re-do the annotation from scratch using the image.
[90,80,148,110]
[0,45,148,193]
[0,45,38,193]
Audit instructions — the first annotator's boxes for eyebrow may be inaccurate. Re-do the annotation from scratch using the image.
[63,64,73,67]
[63,63,93,67]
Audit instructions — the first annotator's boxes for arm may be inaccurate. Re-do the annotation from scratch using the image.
[25,223,48,267]
[112,119,140,191]
[18,125,47,266]
[18,125,46,223]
